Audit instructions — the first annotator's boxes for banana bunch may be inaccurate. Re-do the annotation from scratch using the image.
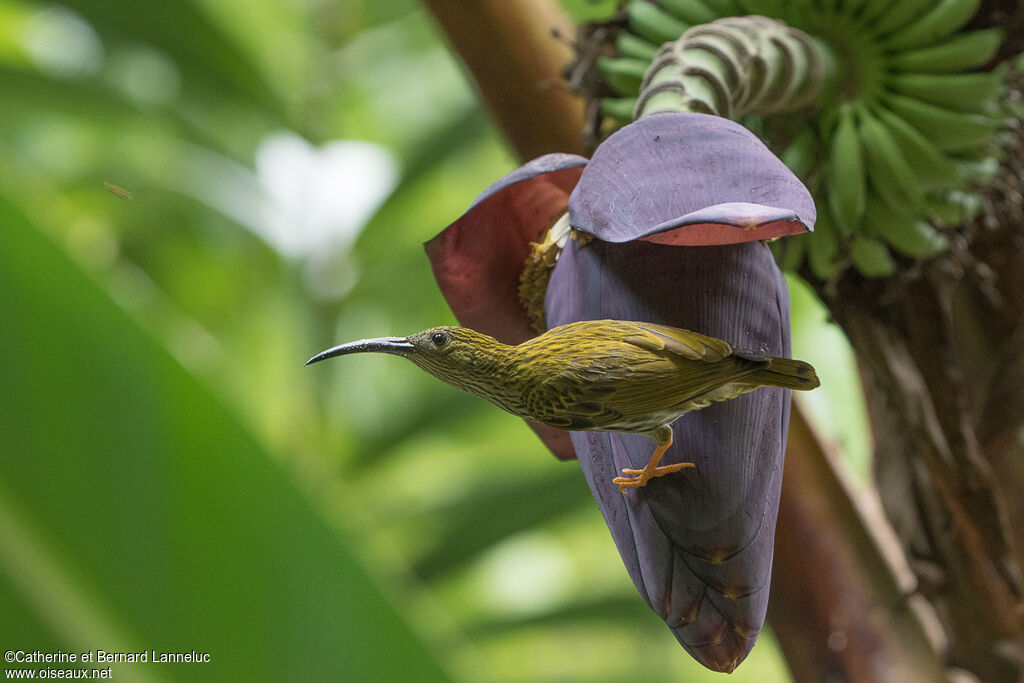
[597,0,1007,279]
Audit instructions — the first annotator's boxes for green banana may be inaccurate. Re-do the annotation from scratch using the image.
[863,198,945,255]
[808,207,842,280]
[929,190,983,223]
[616,32,660,61]
[699,0,741,16]
[608,0,1005,281]
[955,157,1000,182]
[882,0,982,52]
[869,0,933,37]
[627,1,690,44]
[601,97,639,122]
[863,199,948,256]
[780,128,818,179]
[833,0,868,17]
[887,71,1003,113]
[885,29,1003,73]
[598,56,649,95]
[828,105,866,236]
[884,93,1002,152]
[871,105,959,189]
[838,0,868,12]
[737,0,785,18]
[858,0,895,27]
[927,195,968,224]
[850,235,897,276]
[659,0,720,24]
[858,108,924,212]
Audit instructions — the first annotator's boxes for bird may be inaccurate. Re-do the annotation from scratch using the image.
[306,319,819,492]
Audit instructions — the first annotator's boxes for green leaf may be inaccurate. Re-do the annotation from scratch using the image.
[0,196,449,682]
[0,65,247,162]
[412,470,592,580]
[58,0,284,118]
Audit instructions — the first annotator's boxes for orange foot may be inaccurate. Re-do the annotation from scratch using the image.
[613,462,695,493]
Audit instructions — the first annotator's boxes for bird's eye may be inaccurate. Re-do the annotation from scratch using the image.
[431,331,450,347]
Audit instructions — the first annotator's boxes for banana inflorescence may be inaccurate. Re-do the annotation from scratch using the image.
[597,0,1006,279]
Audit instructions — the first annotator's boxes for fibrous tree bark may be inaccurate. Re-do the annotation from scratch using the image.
[808,112,1024,680]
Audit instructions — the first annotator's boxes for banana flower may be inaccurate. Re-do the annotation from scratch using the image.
[425,112,815,672]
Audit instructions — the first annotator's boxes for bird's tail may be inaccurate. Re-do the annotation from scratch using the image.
[751,357,820,391]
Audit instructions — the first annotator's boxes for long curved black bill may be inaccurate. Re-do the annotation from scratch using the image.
[305,337,414,366]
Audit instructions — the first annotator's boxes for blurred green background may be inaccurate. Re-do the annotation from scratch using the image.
[0,0,868,680]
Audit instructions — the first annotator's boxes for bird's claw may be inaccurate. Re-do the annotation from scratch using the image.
[613,462,695,492]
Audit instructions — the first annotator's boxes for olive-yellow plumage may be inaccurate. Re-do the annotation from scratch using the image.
[307,319,819,491]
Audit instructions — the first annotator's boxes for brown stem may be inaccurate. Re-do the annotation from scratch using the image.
[770,407,947,681]
[420,0,586,159]
[820,267,1024,682]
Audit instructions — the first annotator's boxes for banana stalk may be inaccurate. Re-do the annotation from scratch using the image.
[634,16,833,119]
[828,105,866,236]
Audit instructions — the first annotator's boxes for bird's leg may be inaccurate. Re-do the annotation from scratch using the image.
[612,426,694,493]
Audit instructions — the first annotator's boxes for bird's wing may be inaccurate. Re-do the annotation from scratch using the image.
[596,356,763,417]
[621,322,749,363]
[528,354,764,431]
[520,322,771,431]
[602,323,771,416]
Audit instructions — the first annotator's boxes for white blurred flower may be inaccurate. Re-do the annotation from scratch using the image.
[22,6,103,79]
[168,131,397,300]
[255,131,399,259]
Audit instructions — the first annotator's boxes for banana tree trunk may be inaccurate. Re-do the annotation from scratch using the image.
[808,114,1024,681]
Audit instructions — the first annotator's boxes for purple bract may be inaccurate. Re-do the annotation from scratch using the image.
[425,112,814,672]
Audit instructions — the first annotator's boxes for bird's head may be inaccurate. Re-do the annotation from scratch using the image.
[306,326,510,391]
